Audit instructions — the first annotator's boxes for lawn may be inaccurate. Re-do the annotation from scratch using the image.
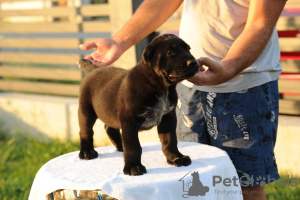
[265,175,300,200]
[0,131,80,200]
[0,130,299,200]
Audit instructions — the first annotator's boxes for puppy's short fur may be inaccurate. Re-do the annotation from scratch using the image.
[78,34,198,175]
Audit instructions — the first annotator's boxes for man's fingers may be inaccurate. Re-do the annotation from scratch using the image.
[196,57,204,65]
[199,65,206,72]
[187,71,210,86]
[79,42,97,50]
[197,57,218,70]
[91,60,109,68]
[78,58,108,68]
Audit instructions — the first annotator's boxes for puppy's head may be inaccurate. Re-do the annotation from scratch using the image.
[142,34,199,86]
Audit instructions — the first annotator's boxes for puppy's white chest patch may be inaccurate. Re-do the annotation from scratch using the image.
[139,91,174,130]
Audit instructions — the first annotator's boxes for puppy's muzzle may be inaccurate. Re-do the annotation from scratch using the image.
[168,59,199,81]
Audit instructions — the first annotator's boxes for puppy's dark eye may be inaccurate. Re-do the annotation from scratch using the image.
[167,50,175,55]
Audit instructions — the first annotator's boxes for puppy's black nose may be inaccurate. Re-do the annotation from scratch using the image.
[186,59,197,67]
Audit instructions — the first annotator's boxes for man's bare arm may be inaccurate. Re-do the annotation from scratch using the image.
[113,0,183,52]
[79,0,183,67]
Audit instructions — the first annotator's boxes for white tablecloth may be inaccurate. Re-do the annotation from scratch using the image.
[29,142,243,200]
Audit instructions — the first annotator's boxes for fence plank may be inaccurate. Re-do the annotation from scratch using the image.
[82,21,111,33]
[0,0,57,2]
[281,95,300,101]
[279,38,300,52]
[285,0,300,9]
[0,21,113,33]
[0,67,82,81]
[277,17,300,31]
[279,80,300,94]
[0,22,79,33]
[280,60,300,73]
[83,38,95,44]
[0,52,80,65]
[279,99,300,115]
[0,7,76,17]
[80,4,110,17]
[0,80,80,96]
[0,38,79,49]
[0,4,112,19]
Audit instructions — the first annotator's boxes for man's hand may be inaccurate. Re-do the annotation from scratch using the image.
[188,57,238,86]
[78,38,123,68]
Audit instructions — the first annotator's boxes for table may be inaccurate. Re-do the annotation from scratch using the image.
[29,142,243,200]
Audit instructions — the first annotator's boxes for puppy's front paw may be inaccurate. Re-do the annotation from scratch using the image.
[123,164,147,176]
[167,155,191,167]
[79,149,98,160]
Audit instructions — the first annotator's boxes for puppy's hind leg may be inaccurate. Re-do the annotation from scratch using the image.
[78,105,98,160]
[104,125,123,152]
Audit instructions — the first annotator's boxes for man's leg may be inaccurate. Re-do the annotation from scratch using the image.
[198,80,280,199]
[242,186,266,200]
[176,83,209,144]
[177,81,279,199]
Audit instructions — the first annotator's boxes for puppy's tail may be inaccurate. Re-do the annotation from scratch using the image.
[79,59,97,75]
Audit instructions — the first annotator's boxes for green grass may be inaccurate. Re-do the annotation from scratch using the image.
[265,175,300,200]
[0,130,299,200]
[0,131,80,200]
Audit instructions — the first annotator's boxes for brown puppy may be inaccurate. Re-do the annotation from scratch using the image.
[78,34,198,175]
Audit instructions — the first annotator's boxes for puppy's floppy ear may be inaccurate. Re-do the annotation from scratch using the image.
[142,43,154,64]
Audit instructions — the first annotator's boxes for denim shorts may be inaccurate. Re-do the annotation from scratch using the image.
[176,80,280,186]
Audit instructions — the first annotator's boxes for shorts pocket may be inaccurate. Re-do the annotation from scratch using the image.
[259,82,273,114]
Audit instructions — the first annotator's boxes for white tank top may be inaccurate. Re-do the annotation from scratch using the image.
[179,0,282,93]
